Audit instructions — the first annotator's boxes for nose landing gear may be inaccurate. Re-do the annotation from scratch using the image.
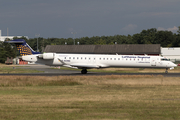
[165,68,168,74]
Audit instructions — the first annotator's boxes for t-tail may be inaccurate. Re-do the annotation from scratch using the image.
[4,39,40,56]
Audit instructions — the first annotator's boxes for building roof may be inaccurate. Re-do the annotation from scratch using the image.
[44,44,161,55]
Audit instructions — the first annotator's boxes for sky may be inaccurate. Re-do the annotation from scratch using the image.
[0,0,180,39]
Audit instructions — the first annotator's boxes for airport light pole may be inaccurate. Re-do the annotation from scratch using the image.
[71,32,77,45]
[35,34,40,52]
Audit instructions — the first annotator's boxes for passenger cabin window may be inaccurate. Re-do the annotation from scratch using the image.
[118,58,120,60]
[65,57,66,59]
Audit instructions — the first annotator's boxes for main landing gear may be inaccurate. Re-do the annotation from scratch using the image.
[165,68,168,74]
[81,69,87,74]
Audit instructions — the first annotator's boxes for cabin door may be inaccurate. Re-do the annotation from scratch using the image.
[151,58,156,66]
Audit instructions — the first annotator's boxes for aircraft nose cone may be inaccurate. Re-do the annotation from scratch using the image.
[174,63,177,67]
[172,63,177,67]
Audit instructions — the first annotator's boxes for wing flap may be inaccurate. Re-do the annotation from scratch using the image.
[70,64,99,68]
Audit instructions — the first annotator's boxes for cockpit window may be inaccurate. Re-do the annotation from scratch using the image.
[161,58,169,61]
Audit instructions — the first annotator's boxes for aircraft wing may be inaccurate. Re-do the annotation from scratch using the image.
[70,63,109,69]
[70,63,100,68]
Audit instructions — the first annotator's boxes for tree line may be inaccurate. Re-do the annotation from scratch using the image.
[24,27,180,52]
[0,27,180,63]
[0,42,16,63]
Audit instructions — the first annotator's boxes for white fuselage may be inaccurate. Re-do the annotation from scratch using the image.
[22,53,177,69]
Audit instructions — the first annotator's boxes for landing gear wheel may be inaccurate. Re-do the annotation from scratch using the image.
[81,69,87,74]
[165,68,168,74]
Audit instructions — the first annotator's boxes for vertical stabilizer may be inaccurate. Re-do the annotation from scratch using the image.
[4,39,40,56]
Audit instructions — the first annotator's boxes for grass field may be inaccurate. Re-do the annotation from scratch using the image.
[0,64,42,74]
[0,75,180,120]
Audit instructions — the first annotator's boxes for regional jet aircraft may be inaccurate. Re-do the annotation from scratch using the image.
[5,39,177,74]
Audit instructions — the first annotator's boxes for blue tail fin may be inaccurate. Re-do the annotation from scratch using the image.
[4,39,40,56]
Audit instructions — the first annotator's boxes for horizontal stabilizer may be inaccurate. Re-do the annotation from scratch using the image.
[4,40,24,44]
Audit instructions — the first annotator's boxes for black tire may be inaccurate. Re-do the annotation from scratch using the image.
[81,69,87,74]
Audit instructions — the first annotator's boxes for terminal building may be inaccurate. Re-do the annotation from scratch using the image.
[0,30,28,42]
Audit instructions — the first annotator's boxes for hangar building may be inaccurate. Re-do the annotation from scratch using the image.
[161,47,180,62]
[43,44,161,55]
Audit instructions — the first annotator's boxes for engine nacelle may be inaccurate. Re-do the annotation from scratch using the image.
[43,53,55,59]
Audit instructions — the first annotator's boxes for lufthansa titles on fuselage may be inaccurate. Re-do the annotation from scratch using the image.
[122,56,150,59]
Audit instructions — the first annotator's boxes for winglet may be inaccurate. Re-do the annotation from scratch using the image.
[57,58,66,65]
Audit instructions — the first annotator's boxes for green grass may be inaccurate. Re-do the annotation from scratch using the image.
[0,75,180,120]
[0,65,43,73]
